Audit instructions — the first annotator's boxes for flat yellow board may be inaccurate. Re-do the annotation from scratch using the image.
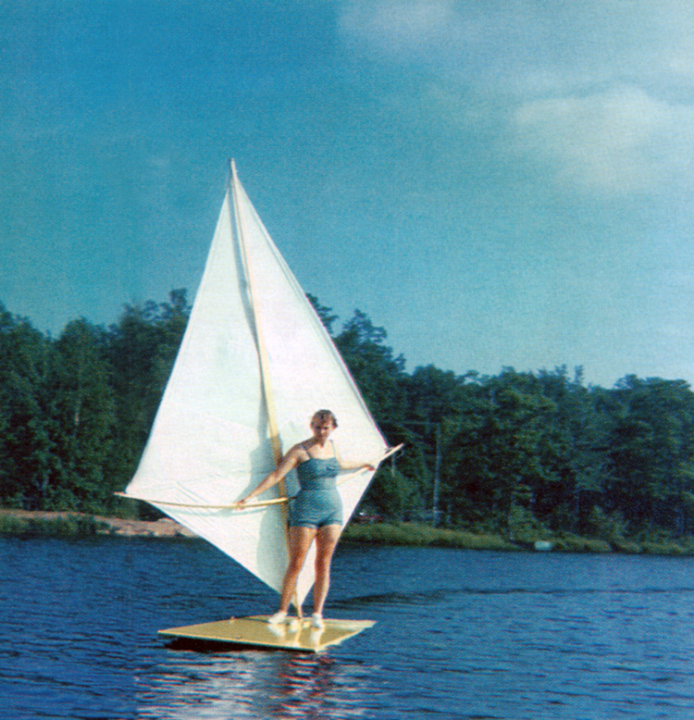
[159,615,376,653]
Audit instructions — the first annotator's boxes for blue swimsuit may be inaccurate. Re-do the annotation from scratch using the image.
[289,444,343,529]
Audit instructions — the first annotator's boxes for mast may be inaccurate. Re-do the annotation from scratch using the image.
[229,159,300,613]
[230,159,283,467]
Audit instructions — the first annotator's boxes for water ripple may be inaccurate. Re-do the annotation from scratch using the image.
[3,538,694,719]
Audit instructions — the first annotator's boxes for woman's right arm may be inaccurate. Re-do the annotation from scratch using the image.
[237,447,301,506]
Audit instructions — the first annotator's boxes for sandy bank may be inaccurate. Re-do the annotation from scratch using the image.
[0,509,196,538]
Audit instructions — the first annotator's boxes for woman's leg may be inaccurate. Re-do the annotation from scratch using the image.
[312,524,341,617]
[277,526,317,613]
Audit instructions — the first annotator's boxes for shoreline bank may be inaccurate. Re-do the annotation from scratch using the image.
[2,509,694,555]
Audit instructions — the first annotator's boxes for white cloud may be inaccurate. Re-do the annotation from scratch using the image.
[512,86,694,194]
[339,1,694,88]
[339,1,465,60]
[340,2,694,195]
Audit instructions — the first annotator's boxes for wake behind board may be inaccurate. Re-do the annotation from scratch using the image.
[159,616,375,653]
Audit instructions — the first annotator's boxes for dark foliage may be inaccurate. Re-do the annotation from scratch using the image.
[2,292,694,539]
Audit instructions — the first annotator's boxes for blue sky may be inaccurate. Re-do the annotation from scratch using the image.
[3,1,694,388]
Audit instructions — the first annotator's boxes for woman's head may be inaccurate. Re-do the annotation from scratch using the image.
[311,409,338,430]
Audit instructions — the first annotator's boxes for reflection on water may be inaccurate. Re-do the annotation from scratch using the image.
[137,648,374,719]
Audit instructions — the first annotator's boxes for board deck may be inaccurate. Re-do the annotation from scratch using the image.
[159,615,376,653]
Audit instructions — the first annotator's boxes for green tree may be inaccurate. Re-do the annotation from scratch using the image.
[335,309,407,425]
[47,319,116,512]
[401,365,472,522]
[307,293,339,337]
[0,306,54,509]
[536,367,608,530]
[444,370,561,531]
[334,310,416,518]
[605,376,694,532]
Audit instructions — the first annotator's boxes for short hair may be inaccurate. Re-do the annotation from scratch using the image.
[311,409,338,428]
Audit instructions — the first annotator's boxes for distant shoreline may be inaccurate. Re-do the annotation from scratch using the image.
[0,508,520,548]
[2,509,694,555]
[0,508,519,548]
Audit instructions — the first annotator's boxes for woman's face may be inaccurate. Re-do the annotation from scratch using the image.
[311,418,335,442]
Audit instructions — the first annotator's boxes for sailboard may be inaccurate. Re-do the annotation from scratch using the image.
[159,617,377,654]
[119,161,392,650]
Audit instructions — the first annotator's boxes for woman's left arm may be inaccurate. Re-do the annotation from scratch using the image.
[335,446,376,472]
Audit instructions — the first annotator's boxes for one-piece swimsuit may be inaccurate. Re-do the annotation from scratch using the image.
[289,442,342,528]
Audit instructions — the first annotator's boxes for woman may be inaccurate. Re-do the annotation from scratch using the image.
[238,409,375,629]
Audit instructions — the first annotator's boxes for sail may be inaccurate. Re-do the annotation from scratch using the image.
[123,163,388,605]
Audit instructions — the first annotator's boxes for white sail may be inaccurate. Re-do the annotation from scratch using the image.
[123,163,388,606]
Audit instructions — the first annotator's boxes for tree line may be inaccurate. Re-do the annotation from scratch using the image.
[2,291,694,541]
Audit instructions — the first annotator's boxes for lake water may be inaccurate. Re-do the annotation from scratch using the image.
[2,535,694,719]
